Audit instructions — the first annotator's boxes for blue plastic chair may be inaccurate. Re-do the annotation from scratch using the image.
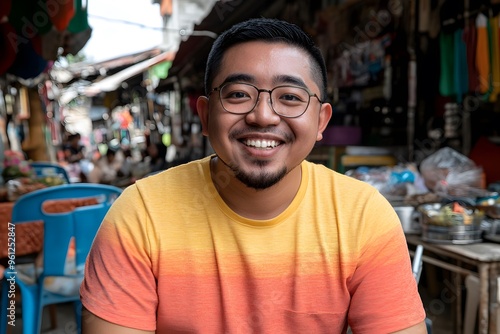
[0,183,122,334]
[30,162,71,184]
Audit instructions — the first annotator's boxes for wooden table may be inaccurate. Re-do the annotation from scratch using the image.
[406,234,500,334]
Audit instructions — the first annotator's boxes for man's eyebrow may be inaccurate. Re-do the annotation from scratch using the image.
[219,74,308,88]
[272,75,307,88]
[220,73,255,85]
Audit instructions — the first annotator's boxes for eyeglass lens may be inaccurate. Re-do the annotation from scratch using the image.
[219,83,312,117]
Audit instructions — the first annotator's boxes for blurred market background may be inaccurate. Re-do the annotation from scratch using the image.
[1,0,500,191]
[2,1,500,333]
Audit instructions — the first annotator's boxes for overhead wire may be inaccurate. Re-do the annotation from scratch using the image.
[88,14,218,38]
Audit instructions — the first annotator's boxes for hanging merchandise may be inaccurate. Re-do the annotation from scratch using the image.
[463,20,480,92]
[0,0,11,19]
[453,28,468,103]
[8,0,52,35]
[6,38,48,79]
[49,0,76,32]
[0,22,17,75]
[4,0,90,80]
[0,0,13,73]
[40,27,65,61]
[67,0,89,34]
[18,86,30,121]
[437,0,463,99]
[488,15,500,102]
[438,31,455,97]
[443,102,460,139]
[428,0,445,39]
[63,0,92,56]
[418,0,431,33]
[475,13,490,96]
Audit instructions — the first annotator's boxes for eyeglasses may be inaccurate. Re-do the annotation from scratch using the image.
[209,82,323,118]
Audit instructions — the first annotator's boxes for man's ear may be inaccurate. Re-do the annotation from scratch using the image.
[316,103,332,142]
[197,96,210,137]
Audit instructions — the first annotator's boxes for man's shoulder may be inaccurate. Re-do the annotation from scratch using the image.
[136,156,209,186]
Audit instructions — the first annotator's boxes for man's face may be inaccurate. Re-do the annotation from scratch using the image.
[198,41,332,190]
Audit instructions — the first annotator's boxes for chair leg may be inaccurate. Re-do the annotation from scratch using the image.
[20,287,39,334]
[74,300,83,334]
[49,304,58,330]
[1,279,10,334]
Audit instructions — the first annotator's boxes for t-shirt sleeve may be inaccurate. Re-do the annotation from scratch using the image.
[80,185,158,331]
[347,191,426,333]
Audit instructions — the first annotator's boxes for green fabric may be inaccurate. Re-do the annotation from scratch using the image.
[439,31,455,97]
[67,0,90,33]
[453,28,468,103]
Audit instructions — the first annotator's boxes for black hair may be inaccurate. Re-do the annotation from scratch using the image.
[204,18,328,101]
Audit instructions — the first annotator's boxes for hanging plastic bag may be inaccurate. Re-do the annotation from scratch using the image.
[419,147,483,197]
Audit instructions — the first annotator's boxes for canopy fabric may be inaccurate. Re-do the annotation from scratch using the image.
[7,39,48,79]
[0,22,17,75]
[1,0,90,78]
[0,0,11,18]
[82,51,176,97]
[49,0,75,32]
[68,0,90,33]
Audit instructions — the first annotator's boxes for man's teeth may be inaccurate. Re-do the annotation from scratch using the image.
[244,139,279,148]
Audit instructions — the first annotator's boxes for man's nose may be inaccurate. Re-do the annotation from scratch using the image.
[245,92,281,126]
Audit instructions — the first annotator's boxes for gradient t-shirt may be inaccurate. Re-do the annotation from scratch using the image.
[81,157,425,333]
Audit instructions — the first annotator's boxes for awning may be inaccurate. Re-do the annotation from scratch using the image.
[2,0,92,79]
[58,50,175,104]
[167,0,286,80]
[82,50,175,96]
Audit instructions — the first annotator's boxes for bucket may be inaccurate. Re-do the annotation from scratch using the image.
[393,205,421,234]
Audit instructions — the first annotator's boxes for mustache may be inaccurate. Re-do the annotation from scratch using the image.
[229,127,294,142]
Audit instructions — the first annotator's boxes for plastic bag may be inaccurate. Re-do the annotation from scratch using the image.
[419,147,483,194]
[346,164,427,201]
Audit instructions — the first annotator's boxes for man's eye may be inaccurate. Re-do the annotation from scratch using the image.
[280,93,303,102]
[225,91,251,100]
[230,91,248,98]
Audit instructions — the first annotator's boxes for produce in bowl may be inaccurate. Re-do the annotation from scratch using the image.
[418,202,484,226]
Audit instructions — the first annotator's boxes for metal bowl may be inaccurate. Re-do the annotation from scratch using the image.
[417,202,484,244]
[417,202,484,227]
[476,204,500,219]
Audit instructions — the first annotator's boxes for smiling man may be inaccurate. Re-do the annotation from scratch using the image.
[81,18,427,333]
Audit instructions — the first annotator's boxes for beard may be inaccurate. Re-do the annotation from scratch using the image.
[220,157,288,190]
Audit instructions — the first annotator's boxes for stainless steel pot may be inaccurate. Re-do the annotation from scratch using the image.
[416,202,484,244]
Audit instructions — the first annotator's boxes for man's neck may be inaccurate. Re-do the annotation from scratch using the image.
[210,157,302,220]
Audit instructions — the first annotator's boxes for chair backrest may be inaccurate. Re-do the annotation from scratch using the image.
[30,162,71,184]
[11,183,122,276]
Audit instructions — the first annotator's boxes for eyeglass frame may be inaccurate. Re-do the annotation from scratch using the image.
[209,82,324,118]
